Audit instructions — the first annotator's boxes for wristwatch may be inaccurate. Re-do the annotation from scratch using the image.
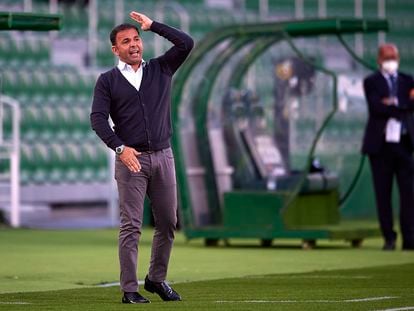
[115,145,125,155]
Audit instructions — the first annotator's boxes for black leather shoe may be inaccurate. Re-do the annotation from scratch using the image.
[383,240,396,251]
[144,275,181,301]
[122,292,150,304]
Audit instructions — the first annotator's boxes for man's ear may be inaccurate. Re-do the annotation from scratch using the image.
[112,45,119,56]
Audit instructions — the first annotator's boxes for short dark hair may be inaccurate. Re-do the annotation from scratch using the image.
[110,23,140,45]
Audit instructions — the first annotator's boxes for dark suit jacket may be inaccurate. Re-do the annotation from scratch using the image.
[361,71,414,155]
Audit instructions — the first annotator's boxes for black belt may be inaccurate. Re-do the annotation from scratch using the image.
[139,150,155,154]
[134,147,168,154]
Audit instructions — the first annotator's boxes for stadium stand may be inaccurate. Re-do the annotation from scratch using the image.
[0,0,413,220]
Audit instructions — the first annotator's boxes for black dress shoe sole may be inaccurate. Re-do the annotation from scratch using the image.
[144,283,181,301]
[122,295,150,304]
[122,298,150,304]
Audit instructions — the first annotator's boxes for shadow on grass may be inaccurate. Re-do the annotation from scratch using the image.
[183,239,381,250]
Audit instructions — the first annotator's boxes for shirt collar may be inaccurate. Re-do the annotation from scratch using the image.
[381,70,398,80]
[117,59,145,72]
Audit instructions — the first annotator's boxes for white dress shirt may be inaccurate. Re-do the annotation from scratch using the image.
[381,71,403,141]
[117,59,145,92]
[381,71,398,99]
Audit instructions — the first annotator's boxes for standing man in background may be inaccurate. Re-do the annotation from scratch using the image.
[362,43,414,251]
[90,11,193,303]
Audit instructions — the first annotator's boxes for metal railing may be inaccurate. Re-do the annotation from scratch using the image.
[0,95,21,227]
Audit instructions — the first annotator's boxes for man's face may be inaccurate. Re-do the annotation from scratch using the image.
[378,44,399,66]
[112,28,143,66]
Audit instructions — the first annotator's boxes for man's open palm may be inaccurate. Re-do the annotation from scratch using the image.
[130,11,153,31]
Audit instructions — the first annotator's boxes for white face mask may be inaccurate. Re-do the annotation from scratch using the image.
[382,60,399,74]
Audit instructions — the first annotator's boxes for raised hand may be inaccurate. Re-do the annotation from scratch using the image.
[130,11,153,31]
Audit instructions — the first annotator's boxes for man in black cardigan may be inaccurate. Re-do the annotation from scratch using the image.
[362,43,414,251]
[90,11,193,303]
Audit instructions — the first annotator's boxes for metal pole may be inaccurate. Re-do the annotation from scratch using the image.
[354,0,364,57]
[1,96,21,228]
[49,0,58,41]
[24,0,32,12]
[113,0,124,66]
[49,0,58,13]
[0,102,3,146]
[246,63,256,91]
[108,149,117,227]
[378,0,386,44]
[318,0,327,48]
[295,0,304,19]
[154,4,165,57]
[318,0,326,17]
[115,0,124,25]
[10,99,20,228]
[259,0,269,20]
[105,116,118,227]
[88,0,98,67]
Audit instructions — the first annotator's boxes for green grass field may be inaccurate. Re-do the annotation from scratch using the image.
[1,227,414,310]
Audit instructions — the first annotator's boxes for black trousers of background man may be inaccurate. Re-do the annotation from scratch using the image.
[369,134,414,248]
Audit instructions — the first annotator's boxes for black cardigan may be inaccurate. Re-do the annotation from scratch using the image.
[90,21,194,151]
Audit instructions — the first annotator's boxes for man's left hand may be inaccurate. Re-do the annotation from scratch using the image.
[382,97,398,106]
[130,11,153,31]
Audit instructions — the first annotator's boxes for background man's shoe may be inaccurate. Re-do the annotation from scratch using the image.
[383,240,396,251]
[144,275,181,301]
[402,241,414,250]
[122,292,150,304]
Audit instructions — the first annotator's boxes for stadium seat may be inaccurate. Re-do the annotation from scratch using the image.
[2,0,413,190]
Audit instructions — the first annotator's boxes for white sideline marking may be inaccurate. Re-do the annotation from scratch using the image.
[375,307,414,311]
[247,275,371,280]
[97,280,144,287]
[97,281,121,287]
[345,296,398,302]
[97,279,179,287]
[0,302,31,305]
[296,275,370,279]
[216,296,398,304]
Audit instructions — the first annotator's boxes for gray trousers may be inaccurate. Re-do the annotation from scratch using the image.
[115,147,178,293]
